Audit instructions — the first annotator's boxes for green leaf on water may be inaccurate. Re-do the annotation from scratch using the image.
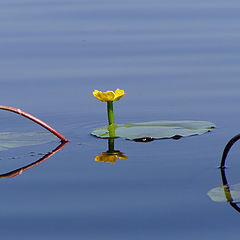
[91,120,215,141]
[0,132,58,151]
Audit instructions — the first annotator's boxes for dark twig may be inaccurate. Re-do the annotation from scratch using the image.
[220,134,240,168]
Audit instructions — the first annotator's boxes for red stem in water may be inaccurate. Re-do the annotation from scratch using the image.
[0,105,68,142]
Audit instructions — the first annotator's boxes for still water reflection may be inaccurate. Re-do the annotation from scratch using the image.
[2,0,240,239]
[95,138,128,164]
[0,142,67,178]
[208,134,240,213]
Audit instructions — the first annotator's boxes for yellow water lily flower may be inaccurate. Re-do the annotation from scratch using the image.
[93,89,126,102]
[95,151,128,164]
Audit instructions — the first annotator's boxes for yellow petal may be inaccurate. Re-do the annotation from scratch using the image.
[93,89,126,102]
[114,89,126,101]
[93,90,104,101]
[100,91,115,102]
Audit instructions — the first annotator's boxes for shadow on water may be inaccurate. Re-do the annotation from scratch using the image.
[0,142,67,179]
[208,134,240,213]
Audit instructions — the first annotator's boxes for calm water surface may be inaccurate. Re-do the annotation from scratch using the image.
[1,0,240,239]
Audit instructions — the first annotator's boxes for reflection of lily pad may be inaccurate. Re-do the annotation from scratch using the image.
[91,120,215,140]
[0,132,58,151]
[207,184,240,203]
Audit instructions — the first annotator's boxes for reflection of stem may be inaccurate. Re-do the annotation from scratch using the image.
[107,101,114,125]
[0,141,67,178]
[108,138,115,152]
[0,105,68,142]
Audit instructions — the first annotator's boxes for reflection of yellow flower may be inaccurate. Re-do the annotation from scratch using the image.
[93,89,126,102]
[95,151,128,164]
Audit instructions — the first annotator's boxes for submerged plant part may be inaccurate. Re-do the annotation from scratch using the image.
[0,105,68,142]
[92,89,126,125]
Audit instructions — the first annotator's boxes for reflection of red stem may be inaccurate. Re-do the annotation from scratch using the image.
[0,141,67,178]
[0,105,68,142]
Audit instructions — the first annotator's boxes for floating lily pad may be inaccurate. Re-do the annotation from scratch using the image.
[0,132,58,151]
[207,184,240,203]
[91,120,215,140]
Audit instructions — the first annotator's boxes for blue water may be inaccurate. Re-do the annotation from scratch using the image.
[1,0,240,239]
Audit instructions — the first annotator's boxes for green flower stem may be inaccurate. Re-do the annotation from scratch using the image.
[108,122,116,138]
[107,101,115,125]
[107,101,116,139]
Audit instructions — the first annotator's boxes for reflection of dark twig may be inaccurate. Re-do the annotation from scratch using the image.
[220,134,240,168]
[220,168,240,212]
[0,142,67,178]
[219,134,240,213]
[229,202,240,213]
[0,105,68,142]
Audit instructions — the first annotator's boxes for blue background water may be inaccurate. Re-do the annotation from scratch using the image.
[1,0,240,239]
